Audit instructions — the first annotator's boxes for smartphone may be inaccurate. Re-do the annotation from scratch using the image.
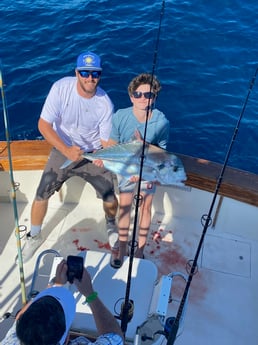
[66,255,84,284]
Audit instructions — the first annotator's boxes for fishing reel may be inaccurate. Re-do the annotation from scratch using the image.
[140,317,176,342]
[115,299,134,323]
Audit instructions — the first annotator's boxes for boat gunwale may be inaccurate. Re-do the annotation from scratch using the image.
[0,140,257,207]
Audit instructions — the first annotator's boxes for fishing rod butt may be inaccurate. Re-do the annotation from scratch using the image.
[119,299,134,333]
[165,317,179,345]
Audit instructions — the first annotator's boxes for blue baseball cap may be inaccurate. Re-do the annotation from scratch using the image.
[76,51,102,71]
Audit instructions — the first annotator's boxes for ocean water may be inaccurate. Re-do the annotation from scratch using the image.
[0,0,258,174]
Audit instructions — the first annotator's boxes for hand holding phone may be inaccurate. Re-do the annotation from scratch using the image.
[66,255,84,284]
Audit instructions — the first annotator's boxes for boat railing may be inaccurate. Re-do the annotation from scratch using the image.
[0,140,257,207]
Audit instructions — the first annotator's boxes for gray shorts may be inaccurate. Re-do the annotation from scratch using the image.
[35,148,117,202]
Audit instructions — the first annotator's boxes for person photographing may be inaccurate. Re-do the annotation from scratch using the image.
[2,258,124,345]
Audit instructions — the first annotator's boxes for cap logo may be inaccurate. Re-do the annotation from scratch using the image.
[84,56,94,66]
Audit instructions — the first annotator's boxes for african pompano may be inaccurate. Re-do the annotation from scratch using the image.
[61,140,187,187]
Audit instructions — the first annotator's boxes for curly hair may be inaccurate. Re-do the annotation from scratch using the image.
[127,73,161,96]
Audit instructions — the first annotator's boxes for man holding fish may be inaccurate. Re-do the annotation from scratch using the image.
[21,51,119,262]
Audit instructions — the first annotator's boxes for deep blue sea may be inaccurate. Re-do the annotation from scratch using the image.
[1,0,258,174]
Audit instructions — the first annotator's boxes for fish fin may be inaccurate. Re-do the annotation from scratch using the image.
[82,153,94,161]
[132,129,142,141]
[60,159,73,169]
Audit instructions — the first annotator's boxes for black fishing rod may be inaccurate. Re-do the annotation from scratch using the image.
[166,66,258,344]
[120,0,166,335]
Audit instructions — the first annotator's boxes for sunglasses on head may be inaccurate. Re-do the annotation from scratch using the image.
[132,91,156,99]
[78,70,101,79]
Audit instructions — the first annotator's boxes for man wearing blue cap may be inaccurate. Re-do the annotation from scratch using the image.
[21,51,119,262]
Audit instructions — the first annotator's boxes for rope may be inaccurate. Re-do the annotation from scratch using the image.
[120,0,166,335]
[0,62,27,306]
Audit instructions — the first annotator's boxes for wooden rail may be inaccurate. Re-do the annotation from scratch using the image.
[0,140,257,207]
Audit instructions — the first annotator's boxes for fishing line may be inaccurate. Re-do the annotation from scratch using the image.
[120,0,166,335]
[166,66,258,345]
[0,62,27,306]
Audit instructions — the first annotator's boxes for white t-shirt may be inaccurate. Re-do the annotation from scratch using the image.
[40,77,114,151]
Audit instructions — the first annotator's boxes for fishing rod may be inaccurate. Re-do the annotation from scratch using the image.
[120,0,166,335]
[0,62,27,306]
[166,66,258,344]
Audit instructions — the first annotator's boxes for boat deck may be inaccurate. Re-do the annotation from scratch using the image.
[0,169,257,344]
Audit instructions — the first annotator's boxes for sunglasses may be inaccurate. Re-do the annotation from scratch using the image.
[132,91,156,99]
[78,70,101,79]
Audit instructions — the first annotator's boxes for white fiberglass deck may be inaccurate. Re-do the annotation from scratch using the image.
[0,170,258,344]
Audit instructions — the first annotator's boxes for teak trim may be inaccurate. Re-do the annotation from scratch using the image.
[0,140,257,207]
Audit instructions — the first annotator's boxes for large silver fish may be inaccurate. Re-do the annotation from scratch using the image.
[61,140,187,187]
